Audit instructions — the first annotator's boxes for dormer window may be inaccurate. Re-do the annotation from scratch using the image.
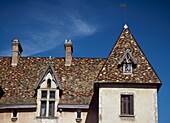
[35,64,61,118]
[118,49,137,74]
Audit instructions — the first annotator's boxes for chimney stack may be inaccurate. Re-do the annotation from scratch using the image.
[11,39,23,66]
[64,39,73,66]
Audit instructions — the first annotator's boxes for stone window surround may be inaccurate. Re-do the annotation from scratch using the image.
[120,92,135,117]
[123,63,132,74]
[40,89,57,117]
[36,74,59,118]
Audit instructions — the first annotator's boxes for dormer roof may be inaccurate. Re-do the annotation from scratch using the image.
[34,64,61,89]
[118,49,137,65]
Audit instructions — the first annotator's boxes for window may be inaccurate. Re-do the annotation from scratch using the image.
[47,79,51,88]
[40,90,56,117]
[13,110,17,118]
[77,110,81,119]
[121,95,134,115]
[40,101,46,116]
[50,91,55,98]
[76,110,82,122]
[41,91,47,98]
[36,67,60,118]
[11,110,18,122]
[49,101,55,117]
[123,63,132,74]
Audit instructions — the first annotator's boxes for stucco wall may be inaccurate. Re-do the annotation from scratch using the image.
[58,111,87,123]
[0,111,59,123]
[99,87,158,123]
[0,111,89,123]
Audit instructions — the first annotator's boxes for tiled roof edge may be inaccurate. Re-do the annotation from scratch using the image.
[94,81,162,90]
[0,104,36,109]
[95,27,125,81]
[58,104,89,109]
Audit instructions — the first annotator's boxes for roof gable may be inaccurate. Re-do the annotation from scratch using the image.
[118,49,137,65]
[97,25,161,84]
[35,64,61,89]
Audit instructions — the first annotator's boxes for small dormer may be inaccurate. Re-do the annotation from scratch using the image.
[118,49,137,74]
[35,64,61,118]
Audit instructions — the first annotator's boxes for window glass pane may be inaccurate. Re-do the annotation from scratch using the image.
[47,79,51,88]
[13,110,17,117]
[41,91,47,98]
[77,110,81,118]
[50,91,55,99]
[123,63,132,73]
[121,95,134,115]
[49,101,55,117]
[41,101,46,116]
[130,95,134,115]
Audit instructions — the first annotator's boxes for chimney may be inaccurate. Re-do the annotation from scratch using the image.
[11,39,23,66]
[64,39,73,66]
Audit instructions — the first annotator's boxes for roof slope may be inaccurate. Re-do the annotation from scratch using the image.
[0,57,106,105]
[97,26,161,84]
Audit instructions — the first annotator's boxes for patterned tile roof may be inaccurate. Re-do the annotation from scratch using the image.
[0,57,106,105]
[0,26,162,106]
[97,27,162,85]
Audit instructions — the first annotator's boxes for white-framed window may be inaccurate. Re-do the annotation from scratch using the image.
[40,89,56,117]
[36,76,59,118]
[123,63,132,74]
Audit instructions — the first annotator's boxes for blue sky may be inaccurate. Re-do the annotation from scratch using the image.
[0,0,169,122]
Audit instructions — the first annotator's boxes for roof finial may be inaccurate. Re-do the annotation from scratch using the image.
[124,24,128,29]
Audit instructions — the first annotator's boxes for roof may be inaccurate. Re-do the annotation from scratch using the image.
[97,27,162,85]
[0,25,162,106]
[0,57,106,105]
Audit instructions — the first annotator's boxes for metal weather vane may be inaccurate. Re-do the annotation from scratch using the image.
[120,3,126,23]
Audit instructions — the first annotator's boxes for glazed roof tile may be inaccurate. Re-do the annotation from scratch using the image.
[0,57,106,105]
[0,26,162,106]
[97,27,161,84]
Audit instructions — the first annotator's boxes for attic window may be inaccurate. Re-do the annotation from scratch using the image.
[47,79,51,88]
[123,63,132,74]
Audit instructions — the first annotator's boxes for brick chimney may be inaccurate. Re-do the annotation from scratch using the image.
[64,39,73,66]
[11,39,23,66]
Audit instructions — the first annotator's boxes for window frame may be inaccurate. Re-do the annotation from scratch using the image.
[39,89,56,117]
[120,94,134,116]
[123,63,132,74]
[76,110,82,122]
